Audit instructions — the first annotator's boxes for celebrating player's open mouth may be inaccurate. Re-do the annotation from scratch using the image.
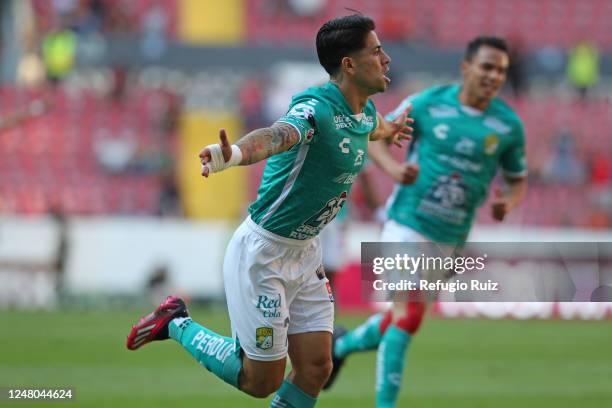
[481,81,499,96]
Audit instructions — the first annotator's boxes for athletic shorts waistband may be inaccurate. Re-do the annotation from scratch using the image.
[245,216,316,247]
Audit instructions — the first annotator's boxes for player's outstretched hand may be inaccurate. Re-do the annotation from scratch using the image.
[491,187,510,221]
[391,162,419,185]
[374,106,414,147]
[199,129,233,177]
[387,106,414,147]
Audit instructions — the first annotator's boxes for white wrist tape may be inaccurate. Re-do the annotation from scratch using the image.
[202,144,242,174]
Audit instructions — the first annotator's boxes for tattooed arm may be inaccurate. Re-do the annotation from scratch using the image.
[199,123,301,177]
[237,123,301,165]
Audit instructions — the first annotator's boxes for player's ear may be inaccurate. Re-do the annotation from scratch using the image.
[341,56,355,75]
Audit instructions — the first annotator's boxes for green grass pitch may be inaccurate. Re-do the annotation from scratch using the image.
[1,307,611,407]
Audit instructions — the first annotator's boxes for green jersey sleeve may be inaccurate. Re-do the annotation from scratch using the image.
[275,97,330,145]
[500,120,528,178]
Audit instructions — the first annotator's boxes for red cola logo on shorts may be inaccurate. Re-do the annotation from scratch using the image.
[256,294,282,318]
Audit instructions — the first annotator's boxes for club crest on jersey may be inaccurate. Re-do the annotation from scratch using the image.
[484,134,500,155]
[255,327,273,350]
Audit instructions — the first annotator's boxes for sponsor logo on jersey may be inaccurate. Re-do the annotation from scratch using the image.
[255,327,274,350]
[437,154,482,173]
[428,105,459,118]
[334,115,353,129]
[256,294,282,318]
[305,128,315,142]
[483,117,511,134]
[362,115,374,127]
[484,134,500,155]
[333,172,359,184]
[418,173,468,225]
[354,149,365,166]
[454,137,476,156]
[289,192,347,239]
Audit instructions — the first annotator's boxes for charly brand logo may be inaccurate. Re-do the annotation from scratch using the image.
[256,294,282,318]
[255,327,273,350]
[339,137,350,153]
[433,123,450,139]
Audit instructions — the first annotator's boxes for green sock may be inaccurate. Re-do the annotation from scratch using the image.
[334,313,384,358]
[169,317,242,388]
[270,380,317,408]
[376,325,411,408]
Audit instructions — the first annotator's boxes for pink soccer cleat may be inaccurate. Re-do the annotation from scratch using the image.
[126,296,189,350]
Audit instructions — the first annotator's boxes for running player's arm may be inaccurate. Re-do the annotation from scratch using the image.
[236,123,301,165]
[368,95,420,184]
[368,140,419,185]
[199,124,300,177]
[491,120,528,221]
[491,175,527,221]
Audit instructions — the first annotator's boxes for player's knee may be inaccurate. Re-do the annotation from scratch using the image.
[243,375,284,398]
[240,365,285,398]
[395,301,426,335]
[297,355,333,388]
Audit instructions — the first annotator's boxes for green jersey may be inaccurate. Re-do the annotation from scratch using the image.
[249,82,378,240]
[385,84,527,244]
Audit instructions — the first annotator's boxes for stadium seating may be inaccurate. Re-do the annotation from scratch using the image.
[245,0,612,49]
[0,86,170,215]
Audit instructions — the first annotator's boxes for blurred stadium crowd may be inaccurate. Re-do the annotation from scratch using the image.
[1,0,611,229]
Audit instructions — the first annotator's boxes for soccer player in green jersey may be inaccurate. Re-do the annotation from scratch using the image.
[126,15,412,408]
[325,37,528,407]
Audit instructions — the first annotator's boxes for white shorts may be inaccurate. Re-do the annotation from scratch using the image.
[320,218,347,272]
[223,217,334,361]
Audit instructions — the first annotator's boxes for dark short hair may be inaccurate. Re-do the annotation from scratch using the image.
[464,36,509,61]
[316,14,376,76]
